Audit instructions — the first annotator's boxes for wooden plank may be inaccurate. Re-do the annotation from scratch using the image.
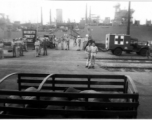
[0,99,139,108]
[0,107,137,117]
[20,85,125,92]
[53,74,126,79]
[18,73,49,77]
[0,90,139,99]
[20,80,125,86]
[0,114,37,118]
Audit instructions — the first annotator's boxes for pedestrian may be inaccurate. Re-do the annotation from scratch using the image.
[146,41,151,59]
[67,37,70,50]
[61,37,64,50]
[19,38,24,56]
[39,38,43,56]
[23,38,28,52]
[42,38,48,56]
[15,39,20,57]
[85,42,91,68]
[55,38,59,50]
[11,39,16,57]
[88,42,98,69]
[0,40,4,59]
[77,36,81,51]
[34,39,40,57]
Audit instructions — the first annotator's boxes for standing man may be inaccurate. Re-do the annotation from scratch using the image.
[12,39,16,57]
[42,38,48,56]
[19,38,24,56]
[23,38,28,52]
[146,41,151,59]
[34,39,40,57]
[85,42,91,68]
[15,39,20,57]
[0,40,4,59]
[88,42,98,69]
[61,37,64,50]
[67,37,70,50]
[55,38,59,50]
[77,36,81,51]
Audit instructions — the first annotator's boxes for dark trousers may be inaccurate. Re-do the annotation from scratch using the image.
[13,46,16,57]
[20,46,24,56]
[43,47,47,56]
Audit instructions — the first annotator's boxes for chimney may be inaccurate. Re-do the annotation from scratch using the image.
[85,3,88,24]
[41,7,43,25]
[50,9,52,25]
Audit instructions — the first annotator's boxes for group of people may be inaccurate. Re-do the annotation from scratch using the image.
[0,37,28,59]
[85,41,98,69]
[34,37,48,57]
[54,36,70,50]
[11,38,28,57]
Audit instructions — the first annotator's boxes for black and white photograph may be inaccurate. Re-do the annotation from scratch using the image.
[0,0,152,119]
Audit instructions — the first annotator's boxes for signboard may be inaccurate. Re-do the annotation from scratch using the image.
[22,29,37,43]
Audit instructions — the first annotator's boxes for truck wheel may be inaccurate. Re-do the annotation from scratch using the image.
[136,52,140,55]
[140,49,147,56]
[113,48,122,56]
[111,50,114,54]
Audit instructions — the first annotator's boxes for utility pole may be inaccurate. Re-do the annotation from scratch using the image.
[85,3,88,24]
[89,6,91,24]
[127,1,131,35]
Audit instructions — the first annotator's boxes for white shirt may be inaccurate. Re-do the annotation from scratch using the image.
[34,41,40,46]
[86,46,91,53]
[90,46,98,53]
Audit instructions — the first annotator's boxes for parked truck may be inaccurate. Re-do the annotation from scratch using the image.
[105,34,149,56]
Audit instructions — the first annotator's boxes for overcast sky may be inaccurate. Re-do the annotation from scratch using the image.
[0,0,152,24]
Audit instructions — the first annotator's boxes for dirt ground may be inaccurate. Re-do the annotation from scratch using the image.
[0,40,152,118]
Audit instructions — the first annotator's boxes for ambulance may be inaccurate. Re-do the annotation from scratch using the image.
[105,34,149,56]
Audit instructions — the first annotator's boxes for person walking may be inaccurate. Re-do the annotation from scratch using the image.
[42,38,48,56]
[12,39,16,57]
[66,37,70,50]
[15,39,20,57]
[23,38,28,52]
[19,38,24,56]
[146,41,151,59]
[61,37,64,50]
[34,39,40,57]
[55,38,59,50]
[88,42,98,69]
[0,40,4,59]
[77,37,81,51]
[85,42,91,68]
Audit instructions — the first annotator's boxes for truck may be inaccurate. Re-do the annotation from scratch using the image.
[105,34,149,56]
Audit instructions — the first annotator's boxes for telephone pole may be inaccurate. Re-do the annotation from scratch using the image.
[127,1,131,35]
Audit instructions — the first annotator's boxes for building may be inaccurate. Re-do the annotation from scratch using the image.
[146,20,151,26]
[56,9,63,23]
[134,20,140,26]
[103,17,111,24]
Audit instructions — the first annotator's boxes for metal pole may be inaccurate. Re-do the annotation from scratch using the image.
[127,1,131,35]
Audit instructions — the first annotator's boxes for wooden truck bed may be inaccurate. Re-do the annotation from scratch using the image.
[0,73,139,118]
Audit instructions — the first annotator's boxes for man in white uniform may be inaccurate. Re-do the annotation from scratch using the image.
[85,42,91,68]
[88,42,98,69]
[34,39,40,57]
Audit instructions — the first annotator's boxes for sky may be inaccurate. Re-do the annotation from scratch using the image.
[0,0,152,24]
